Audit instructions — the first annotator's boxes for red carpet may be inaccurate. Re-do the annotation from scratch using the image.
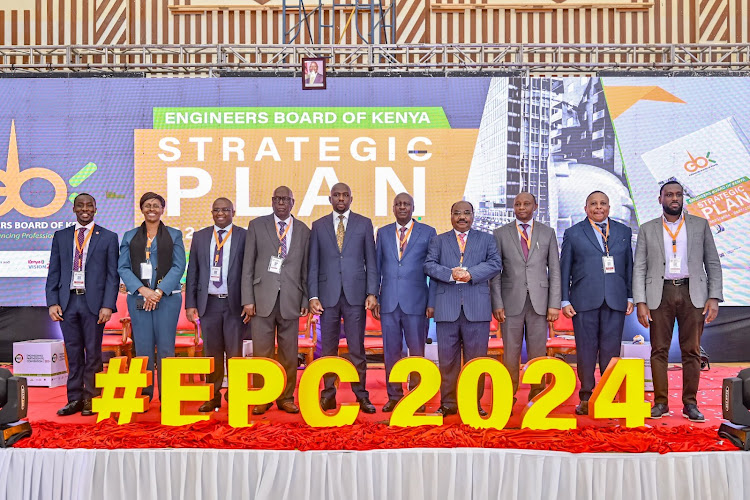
[13,364,743,453]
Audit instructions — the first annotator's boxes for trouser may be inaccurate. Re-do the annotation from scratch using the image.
[201,295,246,400]
[381,305,427,401]
[60,293,104,402]
[501,293,548,399]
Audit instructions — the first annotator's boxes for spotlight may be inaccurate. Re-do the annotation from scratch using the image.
[0,368,32,447]
[718,368,750,451]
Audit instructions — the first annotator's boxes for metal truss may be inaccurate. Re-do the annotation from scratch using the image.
[0,44,749,76]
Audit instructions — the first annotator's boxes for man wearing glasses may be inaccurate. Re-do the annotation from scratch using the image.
[424,201,502,417]
[186,197,249,412]
[241,186,310,414]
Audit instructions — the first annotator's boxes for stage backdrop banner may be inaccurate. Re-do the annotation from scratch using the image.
[0,77,748,307]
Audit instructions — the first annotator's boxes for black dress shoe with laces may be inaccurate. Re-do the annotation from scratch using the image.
[382,399,400,412]
[436,405,458,416]
[81,399,94,417]
[320,396,337,411]
[682,404,705,422]
[199,398,222,412]
[58,400,84,416]
[358,397,376,414]
[650,403,669,419]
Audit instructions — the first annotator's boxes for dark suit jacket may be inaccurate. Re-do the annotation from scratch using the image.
[308,212,378,308]
[241,215,310,320]
[185,224,247,316]
[424,229,502,323]
[376,221,437,315]
[560,218,633,313]
[45,224,119,316]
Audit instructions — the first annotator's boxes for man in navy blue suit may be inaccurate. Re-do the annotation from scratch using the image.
[185,197,248,412]
[424,201,502,416]
[45,193,119,417]
[308,182,379,414]
[560,191,634,415]
[374,193,437,412]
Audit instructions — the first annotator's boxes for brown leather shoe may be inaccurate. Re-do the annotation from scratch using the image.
[382,399,400,412]
[575,401,589,415]
[252,403,272,415]
[278,401,300,414]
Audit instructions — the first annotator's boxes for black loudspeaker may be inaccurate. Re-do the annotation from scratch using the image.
[718,368,750,451]
[0,368,32,447]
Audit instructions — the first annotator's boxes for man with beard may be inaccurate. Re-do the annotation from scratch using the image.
[633,180,722,422]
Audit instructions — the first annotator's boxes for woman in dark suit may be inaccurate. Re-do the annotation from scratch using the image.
[118,192,186,402]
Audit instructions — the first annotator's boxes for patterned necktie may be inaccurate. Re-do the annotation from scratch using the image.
[73,228,86,271]
[399,226,408,257]
[278,221,287,259]
[337,215,345,251]
[520,223,530,260]
[458,232,466,249]
[596,223,608,251]
[213,229,226,287]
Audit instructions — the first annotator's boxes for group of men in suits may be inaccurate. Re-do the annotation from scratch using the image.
[46,180,722,421]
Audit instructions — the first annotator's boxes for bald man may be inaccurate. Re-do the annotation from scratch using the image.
[308,183,379,414]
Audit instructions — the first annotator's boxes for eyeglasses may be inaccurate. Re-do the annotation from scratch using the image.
[272,196,293,204]
[452,210,473,216]
[212,208,233,213]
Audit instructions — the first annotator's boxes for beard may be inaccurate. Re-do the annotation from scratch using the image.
[663,203,683,216]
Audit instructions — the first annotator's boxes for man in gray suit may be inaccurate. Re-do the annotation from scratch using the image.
[242,186,310,415]
[308,182,379,414]
[633,181,722,422]
[186,197,248,412]
[490,192,561,405]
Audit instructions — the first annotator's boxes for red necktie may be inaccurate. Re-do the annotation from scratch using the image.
[73,228,86,271]
[521,223,529,260]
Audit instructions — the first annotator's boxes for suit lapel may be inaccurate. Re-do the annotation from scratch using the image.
[228,224,241,272]
[385,223,399,261]
[399,220,418,260]
[325,213,340,253]
[203,227,212,272]
[86,224,101,257]
[448,231,462,264]
[684,213,693,259]
[527,221,541,260]
[583,219,604,254]
[341,213,355,253]
[264,215,280,251]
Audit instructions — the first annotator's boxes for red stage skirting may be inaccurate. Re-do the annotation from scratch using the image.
[15,364,743,453]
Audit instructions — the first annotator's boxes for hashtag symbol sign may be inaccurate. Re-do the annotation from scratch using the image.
[92,356,152,424]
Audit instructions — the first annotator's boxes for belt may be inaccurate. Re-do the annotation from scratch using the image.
[665,278,689,286]
[70,289,86,295]
[209,294,228,299]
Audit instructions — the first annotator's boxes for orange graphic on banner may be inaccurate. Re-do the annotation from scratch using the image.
[603,86,685,120]
[687,179,750,225]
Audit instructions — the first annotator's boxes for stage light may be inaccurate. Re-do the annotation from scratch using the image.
[0,367,32,447]
[718,368,750,451]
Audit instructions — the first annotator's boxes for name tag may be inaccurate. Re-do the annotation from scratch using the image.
[602,256,615,274]
[210,266,222,280]
[72,271,85,289]
[268,256,283,274]
[140,262,153,280]
[669,256,682,274]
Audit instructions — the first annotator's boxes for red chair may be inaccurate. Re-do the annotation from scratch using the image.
[102,292,133,361]
[338,310,384,363]
[487,316,504,362]
[546,315,576,358]
[175,294,203,357]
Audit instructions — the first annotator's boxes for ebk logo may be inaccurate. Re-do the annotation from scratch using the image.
[683,151,717,173]
[15,354,23,363]
[0,120,97,217]
[52,354,58,362]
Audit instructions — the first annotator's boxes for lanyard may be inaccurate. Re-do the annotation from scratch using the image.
[456,232,467,266]
[74,226,94,268]
[146,234,155,261]
[662,215,685,256]
[516,223,532,250]
[397,222,415,260]
[213,226,233,264]
[589,219,610,255]
[276,221,291,257]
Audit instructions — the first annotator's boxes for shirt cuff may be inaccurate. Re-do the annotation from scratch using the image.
[561,300,571,308]
[309,297,318,301]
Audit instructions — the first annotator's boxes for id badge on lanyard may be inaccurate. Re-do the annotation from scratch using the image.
[140,262,153,280]
[210,266,222,280]
[268,256,283,274]
[72,271,85,288]
[669,256,682,274]
[602,256,615,274]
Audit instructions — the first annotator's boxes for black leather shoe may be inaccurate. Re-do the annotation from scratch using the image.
[278,401,300,414]
[199,398,221,412]
[382,399,400,412]
[575,401,589,415]
[682,404,705,422]
[58,400,84,416]
[320,396,337,411]
[416,404,426,413]
[358,397,376,414]
[650,403,669,419]
[477,405,488,417]
[252,403,272,415]
[81,399,94,417]
[436,405,458,416]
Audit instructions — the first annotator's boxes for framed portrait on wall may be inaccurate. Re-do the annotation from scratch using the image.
[302,57,326,90]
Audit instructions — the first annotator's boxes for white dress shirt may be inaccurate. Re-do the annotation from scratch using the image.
[208,224,232,295]
[274,214,293,251]
[395,219,415,257]
[515,218,534,247]
[332,210,350,233]
[70,221,95,289]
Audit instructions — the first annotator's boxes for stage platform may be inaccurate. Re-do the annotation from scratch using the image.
[2,364,748,500]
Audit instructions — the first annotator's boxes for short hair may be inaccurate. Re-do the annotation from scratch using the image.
[451,201,474,213]
[73,192,96,206]
[213,197,234,209]
[586,190,609,203]
[139,192,166,209]
[515,192,537,204]
[393,192,414,205]
[659,180,683,196]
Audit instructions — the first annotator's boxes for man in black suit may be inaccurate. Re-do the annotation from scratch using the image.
[308,182,379,414]
[186,197,248,411]
[242,186,310,415]
[45,193,119,417]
